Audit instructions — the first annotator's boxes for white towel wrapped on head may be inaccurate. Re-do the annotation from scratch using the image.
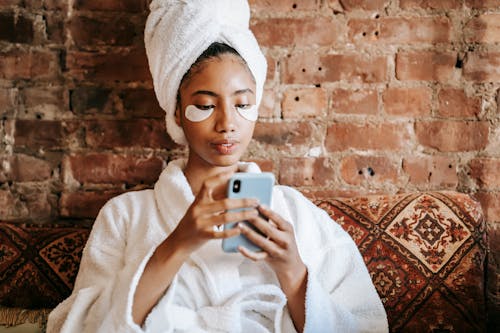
[144,0,267,145]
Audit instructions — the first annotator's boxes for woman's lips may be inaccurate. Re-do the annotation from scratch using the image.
[211,140,239,155]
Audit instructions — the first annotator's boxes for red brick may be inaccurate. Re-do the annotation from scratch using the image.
[415,121,489,152]
[69,15,137,47]
[465,14,500,44]
[84,119,174,149]
[0,190,16,219]
[73,0,147,12]
[340,155,399,185]
[120,89,163,118]
[14,120,64,148]
[258,88,277,118]
[399,0,461,9]
[465,0,500,9]
[331,89,378,115]
[283,53,387,84]
[326,122,411,151]
[349,17,450,44]
[13,155,52,181]
[383,87,432,116]
[66,49,150,82]
[474,192,500,223]
[396,51,456,81]
[23,86,67,114]
[70,86,112,114]
[249,0,318,12]
[23,0,67,10]
[330,0,389,11]
[0,12,34,43]
[464,52,500,82]
[60,190,122,218]
[0,158,6,182]
[438,89,481,118]
[265,54,277,83]
[278,157,333,186]
[403,155,458,187]
[2,154,52,181]
[0,49,59,80]
[0,88,17,110]
[14,184,57,219]
[64,153,163,184]
[469,158,500,189]
[252,17,343,48]
[253,122,313,146]
[282,88,327,119]
[0,0,22,5]
[44,13,65,43]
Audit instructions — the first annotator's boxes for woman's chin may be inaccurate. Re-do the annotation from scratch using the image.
[210,155,242,168]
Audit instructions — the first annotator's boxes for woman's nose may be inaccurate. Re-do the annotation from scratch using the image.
[214,104,236,133]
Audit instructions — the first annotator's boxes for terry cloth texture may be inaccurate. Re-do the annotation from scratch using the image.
[46,159,387,332]
[144,0,267,145]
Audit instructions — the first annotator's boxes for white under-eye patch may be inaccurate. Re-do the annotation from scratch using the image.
[185,105,214,122]
[236,105,258,122]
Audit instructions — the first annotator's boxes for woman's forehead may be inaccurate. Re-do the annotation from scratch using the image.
[180,55,256,96]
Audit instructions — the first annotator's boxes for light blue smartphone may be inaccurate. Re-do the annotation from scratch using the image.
[221,172,275,253]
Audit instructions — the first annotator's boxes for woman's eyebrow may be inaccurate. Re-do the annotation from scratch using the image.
[233,88,254,96]
[191,88,254,97]
[192,90,218,97]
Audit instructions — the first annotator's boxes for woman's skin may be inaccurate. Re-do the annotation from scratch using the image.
[132,54,307,332]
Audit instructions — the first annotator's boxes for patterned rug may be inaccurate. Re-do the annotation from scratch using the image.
[315,191,487,332]
[0,223,90,309]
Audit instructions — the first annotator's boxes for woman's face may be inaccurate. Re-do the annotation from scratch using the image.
[176,54,257,170]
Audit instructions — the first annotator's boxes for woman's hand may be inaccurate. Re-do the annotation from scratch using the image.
[169,172,260,256]
[237,205,307,288]
[237,205,307,331]
[134,172,258,325]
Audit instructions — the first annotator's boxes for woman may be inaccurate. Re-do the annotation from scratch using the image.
[47,1,388,332]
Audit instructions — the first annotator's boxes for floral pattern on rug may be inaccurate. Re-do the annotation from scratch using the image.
[315,191,486,333]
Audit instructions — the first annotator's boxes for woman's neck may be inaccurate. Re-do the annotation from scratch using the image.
[183,157,239,196]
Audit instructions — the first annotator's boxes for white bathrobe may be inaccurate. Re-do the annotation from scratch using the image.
[47,159,388,333]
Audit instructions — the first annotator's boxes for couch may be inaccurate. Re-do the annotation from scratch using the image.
[0,191,487,332]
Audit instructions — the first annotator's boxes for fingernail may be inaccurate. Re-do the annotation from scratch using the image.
[260,204,269,210]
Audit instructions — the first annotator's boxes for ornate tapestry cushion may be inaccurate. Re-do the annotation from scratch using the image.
[0,223,90,309]
[315,191,487,333]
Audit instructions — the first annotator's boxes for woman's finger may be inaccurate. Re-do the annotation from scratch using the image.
[257,205,292,231]
[238,245,268,261]
[208,225,241,239]
[201,198,259,216]
[238,222,284,258]
[197,172,233,201]
[204,208,259,228]
[244,215,288,248]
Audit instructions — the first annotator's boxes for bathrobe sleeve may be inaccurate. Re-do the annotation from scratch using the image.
[277,186,389,333]
[46,193,166,333]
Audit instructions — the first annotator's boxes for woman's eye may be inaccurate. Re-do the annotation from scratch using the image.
[195,105,215,111]
[236,104,251,110]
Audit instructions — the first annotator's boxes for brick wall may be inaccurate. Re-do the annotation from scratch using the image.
[0,0,498,327]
